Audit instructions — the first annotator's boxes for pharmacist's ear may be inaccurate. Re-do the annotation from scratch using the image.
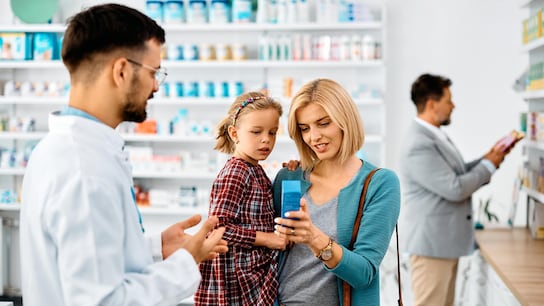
[228,125,238,144]
[111,58,130,87]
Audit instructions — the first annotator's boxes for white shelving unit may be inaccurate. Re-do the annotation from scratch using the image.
[0,4,387,214]
[520,0,544,235]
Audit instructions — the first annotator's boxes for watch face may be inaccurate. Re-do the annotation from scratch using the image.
[321,249,333,261]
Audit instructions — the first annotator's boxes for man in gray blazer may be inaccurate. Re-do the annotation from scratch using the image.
[399,73,518,306]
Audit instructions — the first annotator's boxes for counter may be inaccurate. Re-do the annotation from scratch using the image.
[475,228,544,306]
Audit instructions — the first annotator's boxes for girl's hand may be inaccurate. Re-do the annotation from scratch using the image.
[255,231,289,250]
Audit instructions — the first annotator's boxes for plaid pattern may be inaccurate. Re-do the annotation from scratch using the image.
[195,157,279,306]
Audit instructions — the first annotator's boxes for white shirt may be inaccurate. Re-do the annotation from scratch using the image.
[414,118,495,174]
[20,113,200,306]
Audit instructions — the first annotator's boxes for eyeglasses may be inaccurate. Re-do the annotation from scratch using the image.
[126,58,168,85]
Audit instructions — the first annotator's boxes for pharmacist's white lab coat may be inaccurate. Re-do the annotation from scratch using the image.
[20,112,200,306]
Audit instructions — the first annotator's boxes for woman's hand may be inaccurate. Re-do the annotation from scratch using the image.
[274,198,342,267]
[274,198,316,244]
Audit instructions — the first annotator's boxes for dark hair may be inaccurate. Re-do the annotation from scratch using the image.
[61,3,165,72]
[410,73,452,114]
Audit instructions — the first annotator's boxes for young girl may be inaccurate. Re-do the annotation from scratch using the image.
[195,92,288,305]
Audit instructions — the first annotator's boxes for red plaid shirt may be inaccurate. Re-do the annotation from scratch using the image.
[195,157,279,306]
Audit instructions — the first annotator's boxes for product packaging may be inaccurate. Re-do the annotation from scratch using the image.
[281,180,301,218]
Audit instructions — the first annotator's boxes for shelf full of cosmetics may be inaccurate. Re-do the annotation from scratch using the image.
[523,4,544,89]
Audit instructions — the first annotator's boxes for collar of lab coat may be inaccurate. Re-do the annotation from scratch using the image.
[48,110,125,151]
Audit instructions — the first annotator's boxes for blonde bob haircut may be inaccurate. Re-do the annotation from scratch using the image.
[288,79,365,170]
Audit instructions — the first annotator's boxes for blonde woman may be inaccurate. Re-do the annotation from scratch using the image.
[273,79,400,306]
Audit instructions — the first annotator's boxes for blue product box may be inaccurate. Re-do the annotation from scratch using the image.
[0,33,31,60]
[210,0,230,23]
[188,0,208,23]
[33,32,59,61]
[146,0,164,24]
[281,180,301,218]
[164,0,185,24]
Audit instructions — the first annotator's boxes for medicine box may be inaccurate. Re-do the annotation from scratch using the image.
[0,33,31,60]
[33,33,59,60]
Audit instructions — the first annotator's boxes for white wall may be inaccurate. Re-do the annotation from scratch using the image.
[385,0,528,226]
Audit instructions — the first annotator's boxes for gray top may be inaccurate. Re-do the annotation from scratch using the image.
[278,193,339,305]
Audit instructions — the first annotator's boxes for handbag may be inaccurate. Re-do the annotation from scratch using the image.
[342,168,403,306]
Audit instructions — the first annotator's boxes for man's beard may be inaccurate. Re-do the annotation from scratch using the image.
[122,75,149,123]
[440,118,451,126]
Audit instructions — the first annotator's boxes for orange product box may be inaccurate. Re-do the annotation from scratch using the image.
[135,119,158,134]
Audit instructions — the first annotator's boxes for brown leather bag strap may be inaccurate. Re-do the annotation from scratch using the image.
[342,168,404,306]
[343,168,380,306]
[396,223,403,306]
[349,168,381,248]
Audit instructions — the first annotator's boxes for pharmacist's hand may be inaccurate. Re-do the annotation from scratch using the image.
[161,215,227,262]
[183,216,228,263]
[282,160,300,171]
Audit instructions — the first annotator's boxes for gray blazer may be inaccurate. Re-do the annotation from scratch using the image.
[399,121,492,258]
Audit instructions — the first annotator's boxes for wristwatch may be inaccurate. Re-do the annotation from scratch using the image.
[317,238,334,261]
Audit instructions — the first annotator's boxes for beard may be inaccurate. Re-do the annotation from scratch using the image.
[122,74,149,123]
[440,118,451,126]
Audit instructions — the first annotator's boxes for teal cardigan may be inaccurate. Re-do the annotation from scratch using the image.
[272,160,400,306]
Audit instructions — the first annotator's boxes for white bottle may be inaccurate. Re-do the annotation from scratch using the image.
[259,36,270,60]
[361,34,375,60]
[350,34,362,61]
[256,0,268,23]
[276,0,287,24]
[297,0,309,23]
[286,0,297,23]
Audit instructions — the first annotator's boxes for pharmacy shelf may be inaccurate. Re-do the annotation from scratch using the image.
[0,96,384,106]
[0,24,65,32]
[521,37,544,53]
[0,132,46,140]
[521,90,544,100]
[522,186,544,203]
[0,168,25,175]
[0,168,219,179]
[138,205,207,216]
[122,134,216,142]
[0,203,208,215]
[0,203,20,211]
[132,171,217,179]
[0,97,68,105]
[0,61,65,69]
[0,22,381,34]
[163,22,382,32]
[520,0,544,8]
[524,139,544,150]
[0,59,384,69]
[164,60,384,69]
[0,132,383,143]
